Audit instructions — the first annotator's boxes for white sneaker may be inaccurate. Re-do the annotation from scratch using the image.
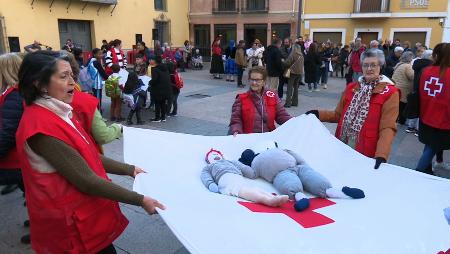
[433,162,450,172]
[314,88,320,92]
[322,84,328,89]
[308,89,313,93]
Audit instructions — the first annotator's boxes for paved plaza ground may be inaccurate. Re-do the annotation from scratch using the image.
[0,65,448,253]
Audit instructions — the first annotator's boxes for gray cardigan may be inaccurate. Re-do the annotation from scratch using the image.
[201,160,256,189]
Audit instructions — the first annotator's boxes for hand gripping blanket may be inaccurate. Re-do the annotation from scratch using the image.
[126,115,450,254]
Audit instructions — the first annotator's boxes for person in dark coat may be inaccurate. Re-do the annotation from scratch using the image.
[383,46,404,78]
[304,42,321,92]
[149,56,172,122]
[265,38,283,91]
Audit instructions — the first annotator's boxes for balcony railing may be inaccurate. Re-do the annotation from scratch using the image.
[354,0,389,13]
[241,0,269,13]
[212,0,239,14]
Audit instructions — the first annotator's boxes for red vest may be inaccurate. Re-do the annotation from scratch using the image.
[71,91,103,154]
[419,66,450,130]
[239,90,277,134]
[0,86,21,169]
[16,104,128,253]
[105,48,125,75]
[335,82,398,158]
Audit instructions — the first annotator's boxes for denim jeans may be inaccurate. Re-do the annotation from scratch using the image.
[237,65,244,86]
[320,61,330,85]
[416,145,436,172]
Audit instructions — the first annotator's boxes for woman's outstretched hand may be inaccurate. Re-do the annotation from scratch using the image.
[142,196,166,215]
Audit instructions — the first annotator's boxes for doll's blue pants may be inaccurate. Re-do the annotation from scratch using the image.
[272,165,332,199]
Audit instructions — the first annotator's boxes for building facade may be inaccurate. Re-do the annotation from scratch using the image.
[189,0,300,59]
[304,0,449,48]
[189,0,449,57]
[0,0,189,54]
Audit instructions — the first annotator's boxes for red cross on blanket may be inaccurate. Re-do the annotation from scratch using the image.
[238,198,336,228]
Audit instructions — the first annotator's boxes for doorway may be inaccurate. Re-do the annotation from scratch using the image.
[214,24,237,49]
[58,20,92,51]
[357,32,378,46]
[194,25,211,61]
[244,24,268,48]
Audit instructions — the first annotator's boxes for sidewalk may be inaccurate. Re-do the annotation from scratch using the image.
[0,66,447,253]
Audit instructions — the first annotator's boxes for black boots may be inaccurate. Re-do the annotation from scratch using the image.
[136,110,145,125]
[126,111,134,125]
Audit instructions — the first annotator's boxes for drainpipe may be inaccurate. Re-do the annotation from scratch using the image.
[296,0,302,37]
[292,0,295,17]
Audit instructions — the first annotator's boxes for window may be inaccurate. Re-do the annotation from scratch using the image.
[218,0,236,11]
[247,0,265,10]
[154,0,167,11]
[155,21,170,44]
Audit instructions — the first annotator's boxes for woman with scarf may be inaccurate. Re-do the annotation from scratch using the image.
[210,37,224,79]
[306,49,400,169]
[224,40,237,82]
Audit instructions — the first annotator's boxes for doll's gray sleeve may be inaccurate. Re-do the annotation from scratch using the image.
[200,165,215,189]
[232,161,257,179]
[284,149,308,166]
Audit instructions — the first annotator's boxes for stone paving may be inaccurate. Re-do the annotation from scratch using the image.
[0,65,448,253]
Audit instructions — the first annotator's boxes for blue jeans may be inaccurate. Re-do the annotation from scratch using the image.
[415,145,444,172]
[92,88,102,110]
[320,61,329,85]
[416,145,436,172]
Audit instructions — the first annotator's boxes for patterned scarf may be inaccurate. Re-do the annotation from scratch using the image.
[340,77,380,145]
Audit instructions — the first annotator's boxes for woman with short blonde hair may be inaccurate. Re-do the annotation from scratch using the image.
[0,53,22,93]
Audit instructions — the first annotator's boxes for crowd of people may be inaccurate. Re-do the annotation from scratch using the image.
[228,39,449,174]
[0,33,448,253]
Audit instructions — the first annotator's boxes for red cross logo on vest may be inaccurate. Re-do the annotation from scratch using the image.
[238,198,336,228]
[266,91,275,98]
[424,77,443,97]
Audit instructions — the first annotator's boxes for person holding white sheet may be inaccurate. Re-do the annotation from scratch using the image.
[306,49,400,169]
[201,149,289,207]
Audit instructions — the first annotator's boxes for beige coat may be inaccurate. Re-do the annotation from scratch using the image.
[392,62,414,102]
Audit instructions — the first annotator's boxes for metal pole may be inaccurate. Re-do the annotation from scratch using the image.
[297,0,302,37]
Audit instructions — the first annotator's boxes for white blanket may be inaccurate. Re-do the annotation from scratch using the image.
[126,115,450,254]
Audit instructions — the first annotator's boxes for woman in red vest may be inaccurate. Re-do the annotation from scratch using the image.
[16,51,165,254]
[307,48,400,169]
[229,66,292,135]
[415,43,450,174]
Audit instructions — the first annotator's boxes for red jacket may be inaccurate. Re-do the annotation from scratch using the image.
[229,89,292,134]
[71,91,103,154]
[419,66,450,130]
[16,104,128,253]
[349,47,365,73]
[212,45,222,56]
[335,82,398,158]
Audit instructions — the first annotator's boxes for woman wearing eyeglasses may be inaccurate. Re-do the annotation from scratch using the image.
[229,66,292,135]
[306,49,400,169]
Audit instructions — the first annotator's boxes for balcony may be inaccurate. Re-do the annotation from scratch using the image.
[212,0,239,14]
[241,0,269,13]
[351,0,391,18]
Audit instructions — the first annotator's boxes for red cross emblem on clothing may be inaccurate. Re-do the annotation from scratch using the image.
[266,91,275,98]
[238,198,336,228]
[424,77,443,97]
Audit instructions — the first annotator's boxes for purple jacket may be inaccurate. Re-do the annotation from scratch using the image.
[228,89,292,134]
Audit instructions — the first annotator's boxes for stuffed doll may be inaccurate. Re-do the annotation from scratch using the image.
[200,149,289,207]
[238,144,365,212]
